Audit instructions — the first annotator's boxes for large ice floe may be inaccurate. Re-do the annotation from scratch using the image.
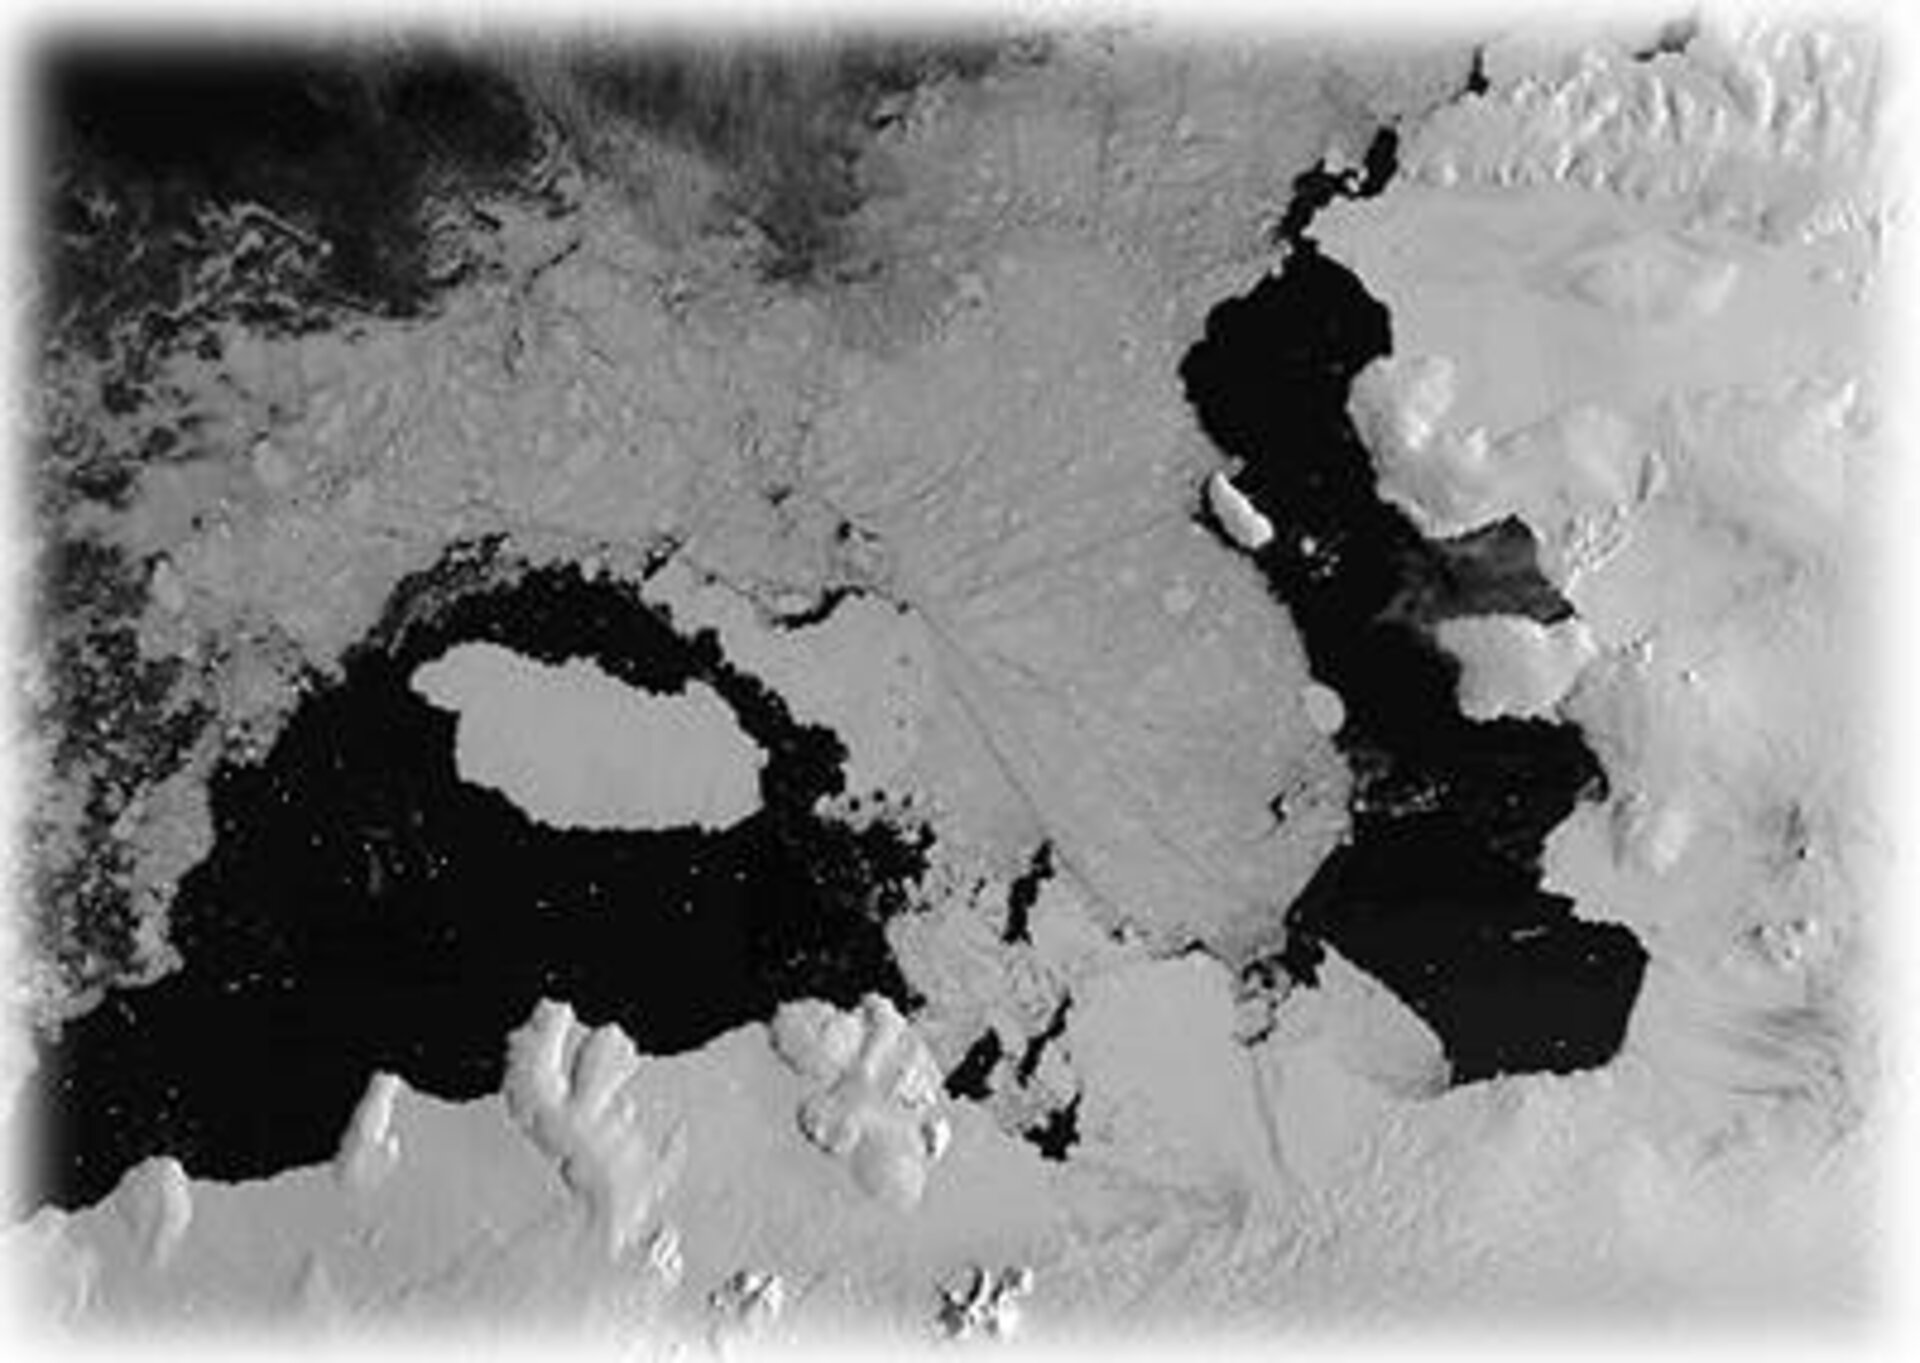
[411,642,767,833]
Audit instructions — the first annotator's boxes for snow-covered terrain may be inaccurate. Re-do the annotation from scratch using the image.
[3,5,1896,1354]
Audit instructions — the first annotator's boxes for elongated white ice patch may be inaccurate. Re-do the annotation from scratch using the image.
[336,1072,404,1191]
[1205,471,1274,550]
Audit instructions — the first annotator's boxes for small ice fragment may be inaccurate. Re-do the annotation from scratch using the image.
[711,1269,784,1329]
[1205,472,1274,550]
[937,1264,1036,1340]
[922,1114,952,1162]
[150,559,186,614]
[645,1224,684,1290]
[771,999,865,1082]
[1301,682,1346,735]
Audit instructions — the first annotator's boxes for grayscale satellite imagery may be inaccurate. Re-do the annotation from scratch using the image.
[0,1,1901,1358]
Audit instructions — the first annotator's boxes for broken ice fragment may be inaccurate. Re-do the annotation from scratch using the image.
[770,998,866,1082]
[770,995,952,1210]
[937,1264,1036,1340]
[1352,352,1459,456]
[335,1071,403,1190]
[797,1089,863,1159]
[1301,682,1346,735]
[1435,614,1598,721]
[1348,354,1501,535]
[644,1224,684,1291]
[1205,471,1275,549]
[710,1269,784,1330]
[503,999,688,1258]
[115,1155,192,1271]
[149,557,186,614]
[1751,917,1832,974]
[922,1112,953,1162]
